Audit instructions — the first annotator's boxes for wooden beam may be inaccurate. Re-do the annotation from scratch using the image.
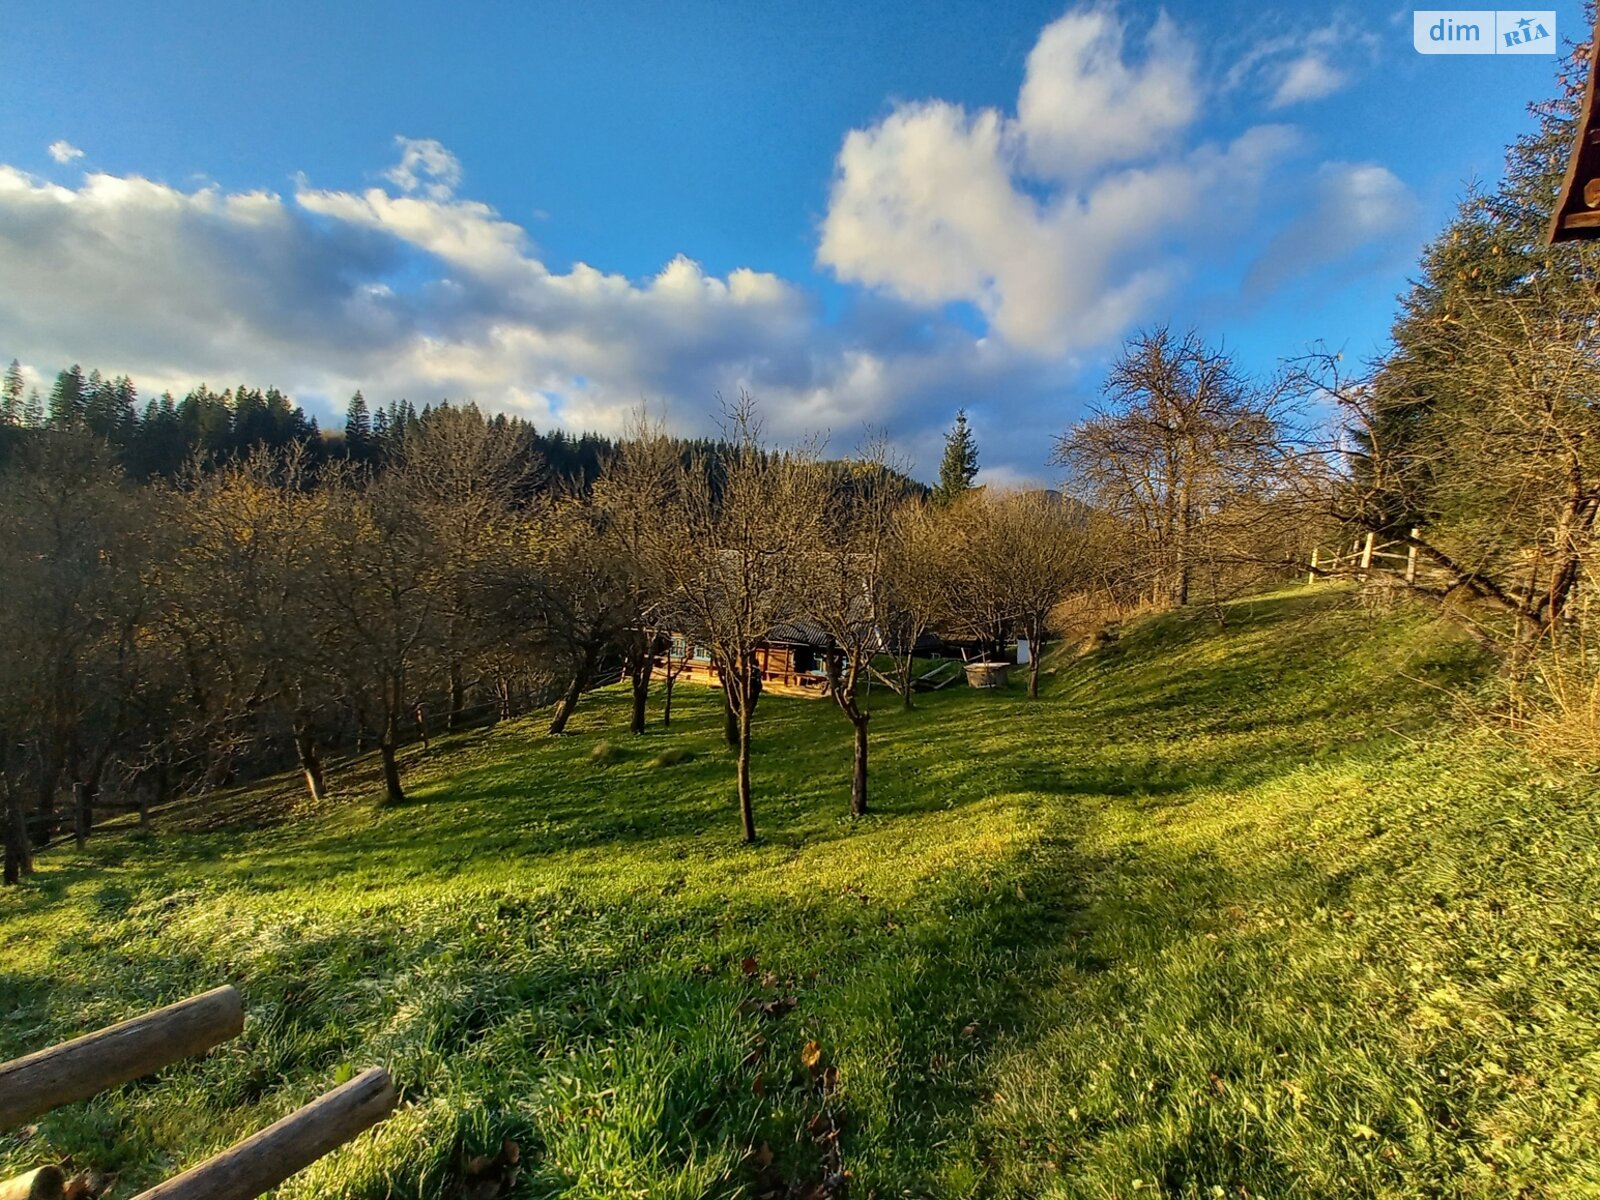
[0,986,244,1130]
[131,1067,396,1200]
[1558,209,1600,230]
[0,1168,65,1200]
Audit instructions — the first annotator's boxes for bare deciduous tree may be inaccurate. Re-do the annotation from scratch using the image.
[1054,327,1295,612]
[653,395,825,841]
[870,499,947,709]
[810,435,908,816]
[936,490,1093,698]
[591,409,678,735]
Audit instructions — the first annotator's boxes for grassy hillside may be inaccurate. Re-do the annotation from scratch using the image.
[2,586,1597,1198]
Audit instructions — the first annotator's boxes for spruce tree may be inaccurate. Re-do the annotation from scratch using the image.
[1363,28,1600,535]
[344,390,372,459]
[933,409,979,505]
[47,365,86,430]
[1,360,22,425]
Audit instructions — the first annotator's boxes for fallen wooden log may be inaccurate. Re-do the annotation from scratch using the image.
[0,1167,65,1200]
[0,986,244,1131]
[132,1067,396,1200]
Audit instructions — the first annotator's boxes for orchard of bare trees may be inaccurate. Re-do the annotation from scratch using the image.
[0,339,1346,884]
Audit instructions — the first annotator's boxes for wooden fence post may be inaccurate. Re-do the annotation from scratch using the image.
[1358,531,1375,575]
[131,1067,397,1200]
[0,986,244,1130]
[1308,546,1319,584]
[1405,527,1419,584]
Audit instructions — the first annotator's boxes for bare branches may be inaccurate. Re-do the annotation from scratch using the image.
[1055,326,1310,613]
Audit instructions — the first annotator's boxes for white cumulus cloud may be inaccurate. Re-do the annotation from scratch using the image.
[818,6,1300,354]
[0,148,1044,458]
[47,140,84,164]
[382,136,463,201]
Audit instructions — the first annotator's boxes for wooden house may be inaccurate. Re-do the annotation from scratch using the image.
[659,619,837,699]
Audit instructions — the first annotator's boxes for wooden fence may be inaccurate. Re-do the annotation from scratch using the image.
[0,987,395,1200]
[1309,527,1432,587]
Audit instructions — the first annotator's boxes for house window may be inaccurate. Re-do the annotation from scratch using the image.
[792,647,816,674]
[692,643,711,662]
[671,634,687,658]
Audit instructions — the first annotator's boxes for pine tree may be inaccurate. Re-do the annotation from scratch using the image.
[21,387,43,428]
[1,360,22,426]
[344,390,372,459]
[933,409,979,505]
[83,370,136,442]
[47,365,86,429]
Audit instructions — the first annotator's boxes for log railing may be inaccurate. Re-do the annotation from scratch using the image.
[1310,527,1433,586]
[0,987,394,1200]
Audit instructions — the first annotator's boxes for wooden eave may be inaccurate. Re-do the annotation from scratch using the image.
[1549,19,1600,242]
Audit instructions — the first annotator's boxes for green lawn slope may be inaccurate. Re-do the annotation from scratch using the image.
[2,586,1597,1199]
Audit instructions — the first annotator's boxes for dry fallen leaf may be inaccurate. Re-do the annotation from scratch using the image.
[740,955,759,977]
[801,1039,823,1071]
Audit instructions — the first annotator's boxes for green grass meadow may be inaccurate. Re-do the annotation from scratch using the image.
[2,586,1598,1198]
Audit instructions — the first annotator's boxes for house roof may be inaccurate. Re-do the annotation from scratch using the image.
[1550,17,1600,242]
[765,617,834,648]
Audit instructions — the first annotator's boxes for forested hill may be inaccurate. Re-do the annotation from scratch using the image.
[0,363,932,498]
[0,362,620,486]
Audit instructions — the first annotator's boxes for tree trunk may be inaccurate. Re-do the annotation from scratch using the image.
[34,740,62,846]
[379,709,406,803]
[723,688,739,749]
[73,781,92,848]
[548,649,595,736]
[447,662,466,731]
[496,675,513,723]
[629,654,652,735]
[662,672,675,728]
[1027,623,1044,699]
[850,711,869,816]
[899,650,916,710]
[1175,488,1193,607]
[736,690,756,843]
[294,718,327,803]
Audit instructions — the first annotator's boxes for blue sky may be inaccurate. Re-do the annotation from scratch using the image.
[0,0,1584,480]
